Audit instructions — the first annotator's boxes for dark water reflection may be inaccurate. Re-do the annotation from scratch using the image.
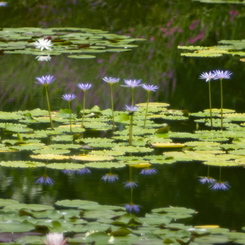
[1,161,245,230]
[1,0,245,232]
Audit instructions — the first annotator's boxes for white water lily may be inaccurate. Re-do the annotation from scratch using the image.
[43,233,68,245]
[33,38,53,51]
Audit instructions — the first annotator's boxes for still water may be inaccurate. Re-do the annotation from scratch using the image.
[0,0,245,232]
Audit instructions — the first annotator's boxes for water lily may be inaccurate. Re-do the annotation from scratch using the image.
[77,83,92,127]
[142,84,159,92]
[142,84,159,127]
[199,71,216,82]
[36,175,54,185]
[43,233,68,245]
[125,105,138,146]
[0,2,7,6]
[213,70,232,80]
[102,76,120,129]
[102,76,120,85]
[36,75,56,86]
[36,75,56,129]
[62,94,76,101]
[33,38,53,51]
[62,93,76,132]
[101,173,119,183]
[121,79,142,105]
[213,70,232,130]
[124,203,140,213]
[122,79,142,88]
[125,105,138,113]
[199,71,216,128]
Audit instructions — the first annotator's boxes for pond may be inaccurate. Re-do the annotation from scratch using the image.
[1,1,245,245]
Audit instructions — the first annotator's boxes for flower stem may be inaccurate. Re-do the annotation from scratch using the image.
[68,101,72,133]
[44,86,54,129]
[208,81,213,129]
[110,85,115,129]
[220,78,224,130]
[81,91,86,128]
[129,114,133,146]
[131,88,135,106]
[144,91,150,127]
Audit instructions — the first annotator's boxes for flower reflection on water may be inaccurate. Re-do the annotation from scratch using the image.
[209,181,230,191]
[124,181,138,189]
[36,175,54,185]
[139,168,157,175]
[101,173,119,183]
[124,203,140,213]
[198,176,216,185]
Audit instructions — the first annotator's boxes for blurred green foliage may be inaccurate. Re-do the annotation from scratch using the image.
[0,0,245,111]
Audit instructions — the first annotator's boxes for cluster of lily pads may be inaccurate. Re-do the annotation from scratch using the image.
[0,27,143,61]
[2,198,245,245]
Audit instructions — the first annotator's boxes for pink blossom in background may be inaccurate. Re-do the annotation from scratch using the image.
[187,31,205,44]
[229,9,239,21]
[96,59,104,63]
[150,36,154,41]
[189,20,200,30]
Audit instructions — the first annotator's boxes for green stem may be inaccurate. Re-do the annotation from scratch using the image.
[130,185,133,203]
[144,91,150,127]
[44,86,54,129]
[219,166,222,181]
[220,78,224,130]
[131,88,135,106]
[129,114,133,146]
[82,91,86,127]
[68,101,72,133]
[110,85,115,129]
[208,81,213,129]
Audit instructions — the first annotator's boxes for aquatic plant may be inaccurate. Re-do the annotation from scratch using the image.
[62,93,76,132]
[36,75,56,129]
[102,76,120,129]
[33,38,53,51]
[77,83,92,127]
[43,233,68,245]
[213,70,232,130]
[199,71,216,128]
[142,84,159,127]
[125,105,138,146]
[121,79,142,105]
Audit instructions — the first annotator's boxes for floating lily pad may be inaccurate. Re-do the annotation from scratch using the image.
[71,154,114,161]
[0,160,46,168]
